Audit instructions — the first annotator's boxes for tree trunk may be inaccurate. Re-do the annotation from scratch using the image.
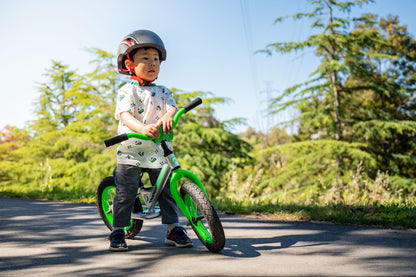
[327,0,342,173]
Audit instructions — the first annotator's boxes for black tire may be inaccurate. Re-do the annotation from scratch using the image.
[180,182,225,253]
[96,176,143,239]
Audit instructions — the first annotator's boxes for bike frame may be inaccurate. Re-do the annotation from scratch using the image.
[130,138,209,224]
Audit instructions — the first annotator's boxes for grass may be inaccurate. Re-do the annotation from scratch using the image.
[1,186,414,230]
[213,162,416,230]
[0,183,96,203]
[213,199,416,229]
[1,161,415,229]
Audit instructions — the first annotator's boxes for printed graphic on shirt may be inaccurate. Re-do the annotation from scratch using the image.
[115,84,177,168]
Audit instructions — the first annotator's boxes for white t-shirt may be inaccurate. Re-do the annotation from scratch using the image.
[115,82,177,168]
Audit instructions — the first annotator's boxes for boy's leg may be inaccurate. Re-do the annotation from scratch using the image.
[148,168,192,248]
[110,164,141,251]
[147,168,179,224]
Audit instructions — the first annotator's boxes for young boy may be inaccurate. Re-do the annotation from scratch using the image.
[109,29,192,251]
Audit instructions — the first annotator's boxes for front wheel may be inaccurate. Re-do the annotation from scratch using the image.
[96,176,143,239]
[180,182,225,253]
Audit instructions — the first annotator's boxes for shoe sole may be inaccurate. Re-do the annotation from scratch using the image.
[165,239,193,248]
[109,246,128,252]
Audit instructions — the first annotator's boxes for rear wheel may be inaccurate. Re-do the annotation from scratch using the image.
[96,176,143,239]
[180,182,225,253]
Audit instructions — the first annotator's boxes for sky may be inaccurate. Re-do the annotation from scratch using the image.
[1,0,415,134]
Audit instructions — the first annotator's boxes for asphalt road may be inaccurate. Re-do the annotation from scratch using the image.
[0,197,415,276]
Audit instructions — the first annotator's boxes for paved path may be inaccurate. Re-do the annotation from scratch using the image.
[0,197,415,276]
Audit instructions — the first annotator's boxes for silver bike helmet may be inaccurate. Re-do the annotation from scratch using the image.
[117,30,167,75]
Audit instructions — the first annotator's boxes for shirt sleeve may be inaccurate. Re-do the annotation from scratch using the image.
[115,87,133,120]
[163,87,178,111]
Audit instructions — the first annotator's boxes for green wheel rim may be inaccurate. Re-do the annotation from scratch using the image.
[101,185,133,231]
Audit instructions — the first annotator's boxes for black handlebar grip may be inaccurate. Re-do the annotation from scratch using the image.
[183,98,202,113]
[104,133,128,147]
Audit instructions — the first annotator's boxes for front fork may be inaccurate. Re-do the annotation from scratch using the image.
[170,168,208,222]
[161,139,209,219]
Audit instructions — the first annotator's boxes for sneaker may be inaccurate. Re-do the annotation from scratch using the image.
[108,229,128,251]
[165,226,193,248]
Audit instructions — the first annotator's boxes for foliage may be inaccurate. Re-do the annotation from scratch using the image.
[213,199,416,229]
[1,3,416,229]
[171,89,253,194]
[217,154,416,228]
[342,15,416,188]
[215,0,416,228]
[1,52,121,202]
[0,50,251,201]
[252,0,416,195]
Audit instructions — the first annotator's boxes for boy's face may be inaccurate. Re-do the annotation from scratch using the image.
[125,48,161,81]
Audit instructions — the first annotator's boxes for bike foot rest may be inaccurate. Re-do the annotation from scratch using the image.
[140,186,154,192]
[131,211,161,219]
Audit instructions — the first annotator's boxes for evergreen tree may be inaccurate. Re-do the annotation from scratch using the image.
[0,50,252,200]
[343,15,416,189]
[1,54,120,200]
[33,61,83,132]
[259,0,376,184]
[259,0,416,194]
[172,89,253,194]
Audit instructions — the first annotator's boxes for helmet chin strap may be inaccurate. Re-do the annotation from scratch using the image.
[130,75,157,86]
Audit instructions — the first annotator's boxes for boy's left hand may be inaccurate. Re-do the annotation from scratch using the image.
[157,116,173,134]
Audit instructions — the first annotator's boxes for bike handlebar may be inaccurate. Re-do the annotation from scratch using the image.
[104,133,128,147]
[183,97,202,113]
[104,98,203,147]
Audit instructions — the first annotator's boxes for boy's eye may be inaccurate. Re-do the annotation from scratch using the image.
[139,56,158,62]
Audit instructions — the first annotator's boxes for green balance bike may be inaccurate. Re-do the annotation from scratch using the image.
[96,98,225,253]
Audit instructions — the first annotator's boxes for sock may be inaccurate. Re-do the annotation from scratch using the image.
[167,223,180,233]
[113,227,124,232]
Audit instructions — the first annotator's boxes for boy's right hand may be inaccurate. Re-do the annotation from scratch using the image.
[119,112,160,138]
[142,124,160,138]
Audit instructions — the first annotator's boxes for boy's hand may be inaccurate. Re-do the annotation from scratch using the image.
[142,124,160,138]
[157,115,174,134]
